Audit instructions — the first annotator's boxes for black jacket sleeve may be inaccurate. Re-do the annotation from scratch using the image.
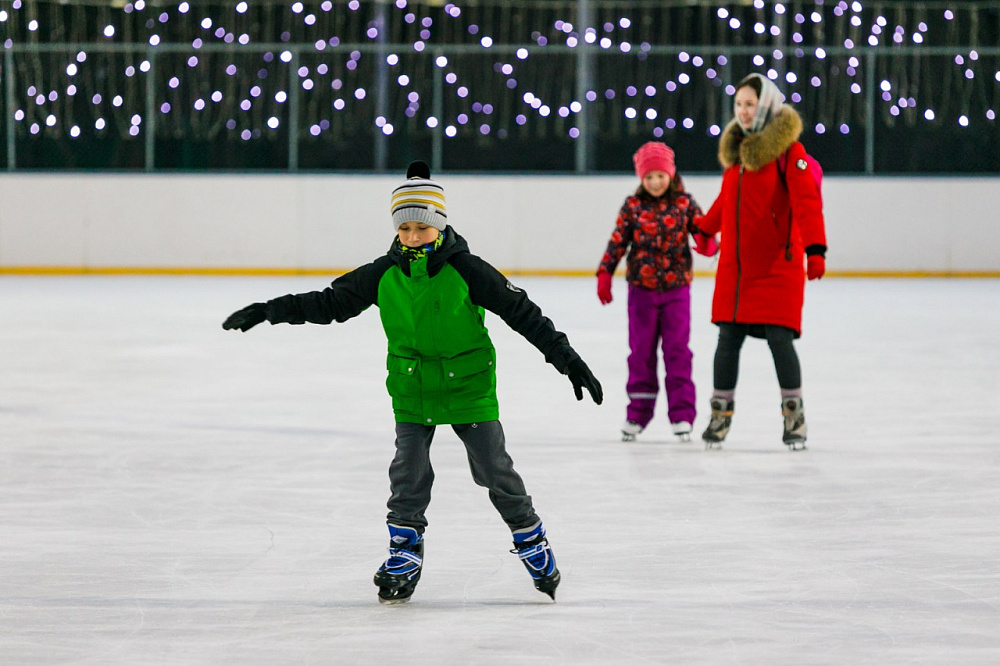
[449,253,580,374]
[265,257,392,325]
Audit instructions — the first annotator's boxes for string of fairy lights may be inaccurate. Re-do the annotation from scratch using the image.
[1,1,997,160]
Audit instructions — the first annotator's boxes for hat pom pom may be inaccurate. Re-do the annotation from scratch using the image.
[406,160,431,180]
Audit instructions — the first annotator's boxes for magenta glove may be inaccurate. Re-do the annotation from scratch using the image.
[597,272,613,305]
[807,255,825,280]
[693,232,719,257]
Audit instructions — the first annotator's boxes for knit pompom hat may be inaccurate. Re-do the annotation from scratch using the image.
[632,142,676,179]
[390,161,447,231]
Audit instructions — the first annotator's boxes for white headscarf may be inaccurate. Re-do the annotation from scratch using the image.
[739,73,785,134]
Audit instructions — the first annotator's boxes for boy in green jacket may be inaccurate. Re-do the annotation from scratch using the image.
[223,161,603,604]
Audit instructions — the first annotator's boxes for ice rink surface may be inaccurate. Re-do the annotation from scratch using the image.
[1,274,998,664]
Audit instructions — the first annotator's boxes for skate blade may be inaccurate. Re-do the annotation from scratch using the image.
[676,433,691,443]
[621,433,637,442]
[785,441,807,451]
[377,587,416,605]
[704,440,723,450]
[534,571,560,601]
[378,594,413,605]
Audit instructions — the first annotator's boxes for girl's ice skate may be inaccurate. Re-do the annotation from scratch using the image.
[621,420,644,442]
[781,397,808,451]
[511,521,560,600]
[702,397,734,449]
[671,421,692,442]
[373,524,424,604]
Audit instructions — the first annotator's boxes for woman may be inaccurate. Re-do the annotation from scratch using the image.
[694,73,827,450]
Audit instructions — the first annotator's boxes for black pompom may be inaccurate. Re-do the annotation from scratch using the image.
[406,160,431,180]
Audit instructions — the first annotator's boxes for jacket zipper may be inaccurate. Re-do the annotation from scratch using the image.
[733,165,744,322]
[778,152,793,261]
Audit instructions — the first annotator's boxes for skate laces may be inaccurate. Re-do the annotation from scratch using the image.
[511,541,554,576]
[382,547,422,576]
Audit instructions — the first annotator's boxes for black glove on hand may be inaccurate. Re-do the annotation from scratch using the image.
[222,302,268,332]
[567,358,603,405]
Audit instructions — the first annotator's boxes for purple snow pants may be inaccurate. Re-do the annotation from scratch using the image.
[626,283,696,428]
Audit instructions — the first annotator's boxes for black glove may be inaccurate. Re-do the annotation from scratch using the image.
[567,358,603,405]
[222,302,268,332]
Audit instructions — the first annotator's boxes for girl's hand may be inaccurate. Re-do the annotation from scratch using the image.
[597,272,613,305]
[693,232,719,257]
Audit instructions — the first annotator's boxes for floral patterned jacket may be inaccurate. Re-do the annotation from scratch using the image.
[597,183,704,291]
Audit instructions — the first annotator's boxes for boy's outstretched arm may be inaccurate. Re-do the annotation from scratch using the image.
[452,253,603,405]
[221,258,390,332]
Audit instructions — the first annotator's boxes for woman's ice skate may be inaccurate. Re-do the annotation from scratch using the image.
[702,398,734,449]
[782,397,808,451]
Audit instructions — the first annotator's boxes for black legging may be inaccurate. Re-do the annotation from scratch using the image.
[713,323,801,391]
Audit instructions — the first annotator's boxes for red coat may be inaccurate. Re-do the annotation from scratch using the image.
[696,107,826,337]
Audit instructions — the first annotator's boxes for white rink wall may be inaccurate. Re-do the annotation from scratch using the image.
[0,173,997,275]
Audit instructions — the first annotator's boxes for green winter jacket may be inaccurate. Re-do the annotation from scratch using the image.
[263,227,580,425]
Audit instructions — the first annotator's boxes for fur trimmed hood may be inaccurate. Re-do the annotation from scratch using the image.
[718,105,803,172]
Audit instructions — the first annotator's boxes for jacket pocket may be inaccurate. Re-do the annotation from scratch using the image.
[442,348,497,411]
[386,354,421,406]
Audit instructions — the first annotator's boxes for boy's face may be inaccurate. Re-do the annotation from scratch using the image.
[397,222,440,248]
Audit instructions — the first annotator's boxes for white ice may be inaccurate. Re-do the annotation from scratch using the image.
[1,275,998,664]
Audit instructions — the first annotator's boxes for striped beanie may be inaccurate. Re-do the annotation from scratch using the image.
[390,161,447,231]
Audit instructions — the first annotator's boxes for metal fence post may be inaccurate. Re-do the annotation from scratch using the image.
[145,49,156,171]
[865,50,876,174]
[5,48,15,170]
[373,1,389,171]
[432,49,443,173]
[288,46,300,171]
[575,0,594,173]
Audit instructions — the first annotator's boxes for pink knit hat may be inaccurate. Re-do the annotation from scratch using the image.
[633,141,676,179]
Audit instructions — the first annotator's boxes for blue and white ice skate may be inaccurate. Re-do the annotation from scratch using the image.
[373,524,424,604]
[511,521,560,600]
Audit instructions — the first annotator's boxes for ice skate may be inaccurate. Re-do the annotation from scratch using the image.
[511,521,560,600]
[702,398,733,449]
[781,397,808,451]
[373,524,424,604]
[621,420,644,442]
[671,421,692,442]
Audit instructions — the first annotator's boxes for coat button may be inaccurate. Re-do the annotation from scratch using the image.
[407,367,412,372]
[426,418,432,423]
[449,372,455,377]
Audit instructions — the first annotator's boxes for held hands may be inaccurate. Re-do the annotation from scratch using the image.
[567,358,603,405]
[807,255,826,280]
[597,272,613,305]
[693,232,719,257]
[222,302,268,332]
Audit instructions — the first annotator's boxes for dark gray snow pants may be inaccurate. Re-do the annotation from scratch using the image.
[386,420,539,534]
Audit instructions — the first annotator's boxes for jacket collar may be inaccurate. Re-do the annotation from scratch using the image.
[388,225,465,276]
[718,105,803,172]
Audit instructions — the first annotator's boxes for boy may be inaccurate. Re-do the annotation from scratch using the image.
[223,161,602,603]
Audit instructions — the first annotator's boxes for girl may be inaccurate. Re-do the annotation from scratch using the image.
[596,141,716,443]
[223,161,603,603]
[694,73,827,450]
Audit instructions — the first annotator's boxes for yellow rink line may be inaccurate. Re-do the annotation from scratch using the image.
[1,266,999,279]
